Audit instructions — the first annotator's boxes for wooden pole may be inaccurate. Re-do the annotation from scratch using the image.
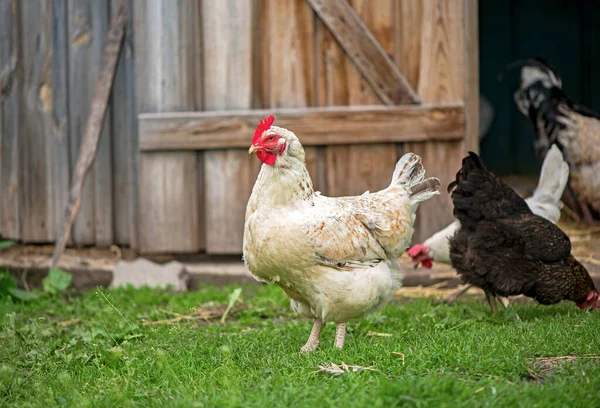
[50,0,127,269]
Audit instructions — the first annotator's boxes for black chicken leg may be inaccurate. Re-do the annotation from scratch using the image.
[485,291,498,315]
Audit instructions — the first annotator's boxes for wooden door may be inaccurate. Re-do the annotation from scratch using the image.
[135,0,479,254]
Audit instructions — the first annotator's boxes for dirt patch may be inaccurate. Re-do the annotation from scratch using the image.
[525,355,600,382]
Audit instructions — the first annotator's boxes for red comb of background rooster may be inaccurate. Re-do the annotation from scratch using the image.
[253,115,275,144]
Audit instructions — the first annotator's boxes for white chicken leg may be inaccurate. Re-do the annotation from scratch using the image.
[334,322,347,349]
[300,319,323,353]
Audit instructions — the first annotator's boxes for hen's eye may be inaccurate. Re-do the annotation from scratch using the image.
[268,136,275,141]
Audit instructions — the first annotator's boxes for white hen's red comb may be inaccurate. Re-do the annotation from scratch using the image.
[253,115,275,144]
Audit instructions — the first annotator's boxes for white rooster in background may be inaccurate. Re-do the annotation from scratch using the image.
[407,144,569,304]
[243,115,440,352]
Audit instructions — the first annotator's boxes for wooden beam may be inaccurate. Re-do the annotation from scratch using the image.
[306,0,420,105]
[138,104,464,151]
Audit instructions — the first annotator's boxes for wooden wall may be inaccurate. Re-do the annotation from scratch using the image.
[0,0,478,252]
[0,0,136,247]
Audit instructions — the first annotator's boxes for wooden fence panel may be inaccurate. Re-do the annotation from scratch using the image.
[264,0,323,191]
[202,0,257,254]
[319,0,398,198]
[0,0,22,240]
[51,0,72,244]
[396,0,469,243]
[111,0,136,245]
[20,1,56,242]
[68,0,112,246]
[134,0,202,253]
[0,0,476,255]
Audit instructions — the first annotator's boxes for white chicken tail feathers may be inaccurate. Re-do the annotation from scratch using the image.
[391,153,440,202]
[532,144,569,205]
[410,178,441,202]
[391,153,424,186]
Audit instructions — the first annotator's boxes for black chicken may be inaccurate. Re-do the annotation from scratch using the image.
[448,152,598,317]
[513,57,600,224]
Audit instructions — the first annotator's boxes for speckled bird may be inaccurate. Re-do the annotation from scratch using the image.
[514,57,600,224]
[243,115,440,352]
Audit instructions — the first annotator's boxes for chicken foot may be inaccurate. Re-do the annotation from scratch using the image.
[434,284,472,305]
[300,318,324,353]
[334,322,347,349]
[498,296,521,321]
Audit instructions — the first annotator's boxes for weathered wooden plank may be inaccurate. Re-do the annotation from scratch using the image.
[0,0,22,240]
[307,0,420,105]
[133,0,202,253]
[67,0,112,245]
[393,0,468,243]
[325,143,397,196]
[464,0,479,153]
[202,0,256,254]
[51,0,72,245]
[138,105,465,150]
[20,1,55,242]
[320,0,398,197]
[110,0,135,245]
[265,0,316,109]
[137,153,199,252]
[51,0,127,268]
[394,0,423,90]
[417,0,465,103]
[263,0,325,191]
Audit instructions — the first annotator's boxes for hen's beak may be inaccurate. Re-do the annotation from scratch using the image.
[248,145,259,155]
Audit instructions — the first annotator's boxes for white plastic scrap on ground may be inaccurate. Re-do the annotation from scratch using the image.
[111,258,189,292]
[316,362,377,376]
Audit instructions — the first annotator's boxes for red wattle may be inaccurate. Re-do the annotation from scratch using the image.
[257,150,277,165]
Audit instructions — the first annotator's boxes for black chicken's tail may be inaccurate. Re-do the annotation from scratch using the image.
[449,152,530,230]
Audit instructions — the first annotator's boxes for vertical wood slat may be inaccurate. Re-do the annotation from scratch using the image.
[416,0,465,104]
[319,0,397,198]
[67,0,112,246]
[464,0,479,154]
[51,0,72,245]
[134,0,202,253]
[395,0,468,243]
[202,0,256,254]
[394,0,423,91]
[111,0,136,245]
[20,1,55,242]
[263,0,323,192]
[0,0,22,240]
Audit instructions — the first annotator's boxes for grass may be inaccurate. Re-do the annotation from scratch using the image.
[1,284,599,407]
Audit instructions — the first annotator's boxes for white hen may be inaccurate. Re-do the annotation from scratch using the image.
[243,115,440,352]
